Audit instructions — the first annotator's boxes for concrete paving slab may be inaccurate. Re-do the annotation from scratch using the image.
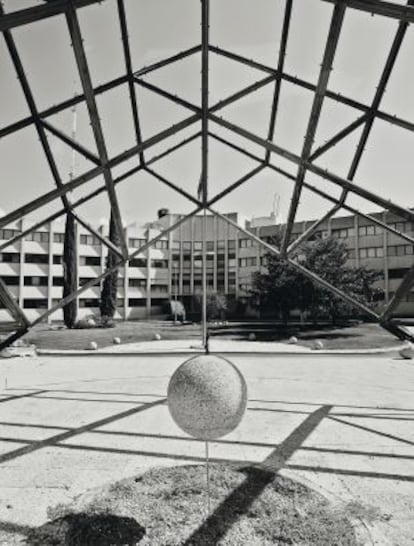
[0,351,413,544]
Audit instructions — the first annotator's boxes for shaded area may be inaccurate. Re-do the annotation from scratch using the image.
[25,513,145,546]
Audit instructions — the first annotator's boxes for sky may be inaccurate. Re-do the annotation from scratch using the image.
[0,0,413,229]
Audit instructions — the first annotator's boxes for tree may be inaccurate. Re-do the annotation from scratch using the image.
[62,212,78,328]
[194,291,228,320]
[251,235,383,323]
[100,213,120,321]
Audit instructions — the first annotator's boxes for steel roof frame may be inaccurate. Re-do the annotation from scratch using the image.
[0,0,413,350]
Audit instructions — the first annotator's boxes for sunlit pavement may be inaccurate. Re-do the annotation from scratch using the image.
[0,350,413,544]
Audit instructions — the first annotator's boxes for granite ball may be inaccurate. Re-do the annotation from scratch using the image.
[88,341,98,350]
[248,333,256,341]
[167,354,248,440]
[288,336,298,345]
[113,337,121,345]
[313,340,324,350]
[154,333,161,341]
[399,343,414,360]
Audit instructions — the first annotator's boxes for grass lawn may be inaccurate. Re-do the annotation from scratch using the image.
[17,320,403,351]
[24,464,358,545]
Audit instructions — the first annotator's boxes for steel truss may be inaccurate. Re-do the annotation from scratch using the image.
[0,0,414,349]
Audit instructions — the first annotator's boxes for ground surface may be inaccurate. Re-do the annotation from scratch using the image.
[21,321,402,351]
[26,464,357,545]
[0,350,413,544]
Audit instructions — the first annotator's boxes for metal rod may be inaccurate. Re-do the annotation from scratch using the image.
[133,45,202,78]
[323,0,414,24]
[117,0,145,166]
[208,131,414,245]
[66,5,128,257]
[0,278,29,327]
[281,3,346,255]
[205,440,211,514]
[380,263,414,322]
[309,114,368,161]
[265,0,293,164]
[144,167,202,207]
[287,204,340,255]
[208,114,414,224]
[209,207,380,320]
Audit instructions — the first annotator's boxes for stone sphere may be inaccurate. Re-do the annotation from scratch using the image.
[399,343,414,360]
[113,337,121,345]
[87,318,96,328]
[167,354,248,440]
[248,333,256,341]
[288,336,298,345]
[88,341,98,350]
[154,333,161,341]
[313,340,324,350]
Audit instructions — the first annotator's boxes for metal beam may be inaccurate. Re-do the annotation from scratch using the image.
[134,77,201,113]
[143,168,202,207]
[66,5,128,257]
[209,45,414,134]
[209,114,414,224]
[30,205,203,328]
[0,278,29,327]
[0,0,103,32]
[323,0,414,24]
[265,0,292,164]
[287,205,341,255]
[208,131,414,245]
[41,119,101,165]
[207,164,267,207]
[0,130,202,253]
[133,45,201,78]
[281,3,346,255]
[309,114,368,161]
[380,263,414,322]
[338,0,413,205]
[117,0,145,166]
[0,75,128,140]
[209,206,380,320]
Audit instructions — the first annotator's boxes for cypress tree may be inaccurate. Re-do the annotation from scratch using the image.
[100,213,120,320]
[62,212,78,328]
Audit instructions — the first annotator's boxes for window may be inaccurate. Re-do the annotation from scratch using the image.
[332,228,354,239]
[151,259,168,269]
[53,277,64,286]
[80,234,100,245]
[0,229,20,240]
[129,238,146,249]
[26,231,49,243]
[358,225,382,236]
[239,257,256,267]
[239,238,255,248]
[228,259,237,267]
[129,278,146,288]
[388,268,410,279]
[53,255,62,264]
[0,253,20,263]
[206,241,214,251]
[1,276,19,285]
[228,240,236,250]
[388,221,411,233]
[23,299,48,309]
[154,240,168,250]
[183,241,191,250]
[24,253,48,264]
[24,276,48,286]
[347,249,356,259]
[128,298,146,307]
[79,299,100,308]
[172,241,180,250]
[130,258,147,268]
[80,256,101,266]
[151,284,168,293]
[194,241,202,251]
[53,233,64,243]
[388,245,413,257]
[359,247,384,259]
[239,283,250,292]
[217,240,225,249]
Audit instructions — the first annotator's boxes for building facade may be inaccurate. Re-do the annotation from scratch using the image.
[0,208,413,322]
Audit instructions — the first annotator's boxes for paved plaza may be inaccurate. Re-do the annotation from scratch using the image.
[0,349,413,544]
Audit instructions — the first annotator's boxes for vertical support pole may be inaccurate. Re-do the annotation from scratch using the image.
[201,0,210,349]
[205,440,211,514]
